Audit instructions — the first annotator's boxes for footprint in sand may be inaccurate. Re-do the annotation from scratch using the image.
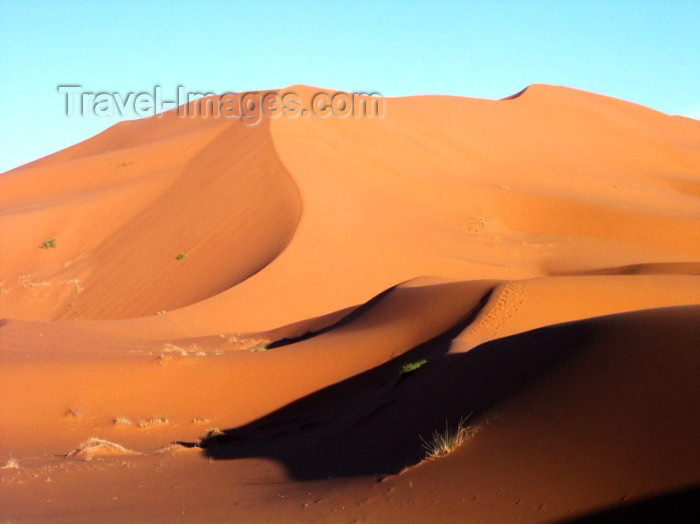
[467,280,526,345]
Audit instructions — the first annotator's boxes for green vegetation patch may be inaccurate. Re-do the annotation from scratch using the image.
[399,359,427,376]
[39,238,57,249]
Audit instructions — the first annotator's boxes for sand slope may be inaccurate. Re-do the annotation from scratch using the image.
[1,85,699,522]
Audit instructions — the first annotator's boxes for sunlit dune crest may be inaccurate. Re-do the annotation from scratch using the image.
[1,84,700,522]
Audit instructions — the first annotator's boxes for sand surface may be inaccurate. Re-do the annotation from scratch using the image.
[1,85,699,522]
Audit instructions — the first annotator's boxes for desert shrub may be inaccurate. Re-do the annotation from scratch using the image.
[421,414,479,459]
[399,359,427,376]
[39,238,57,249]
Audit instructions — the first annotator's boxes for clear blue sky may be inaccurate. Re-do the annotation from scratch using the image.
[1,0,699,172]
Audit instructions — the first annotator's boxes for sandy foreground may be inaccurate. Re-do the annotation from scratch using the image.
[1,85,699,522]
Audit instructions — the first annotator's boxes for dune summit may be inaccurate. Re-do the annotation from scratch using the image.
[1,84,699,522]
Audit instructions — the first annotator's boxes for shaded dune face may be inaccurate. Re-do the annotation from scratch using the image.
[61,120,302,320]
[2,84,700,328]
[1,85,700,522]
[253,84,700,329]
[1,111,302,320]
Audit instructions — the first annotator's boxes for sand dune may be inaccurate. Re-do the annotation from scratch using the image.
[1,84,699,522]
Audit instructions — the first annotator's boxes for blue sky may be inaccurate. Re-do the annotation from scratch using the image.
[1,0,699,172]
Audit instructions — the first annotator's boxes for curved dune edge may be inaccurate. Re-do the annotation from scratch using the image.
[2,83,698,336]
[356,305,700,523]
[1,274,698,455]
[1,104,302,323]
[1,297,699,521]
[1,84,700,521]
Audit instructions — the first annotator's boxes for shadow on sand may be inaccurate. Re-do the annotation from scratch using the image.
[565,484,700,523]
[196,313,593,480]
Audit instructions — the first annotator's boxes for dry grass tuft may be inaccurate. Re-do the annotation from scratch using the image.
[1,457,20,470]
[65,437,142,461]
[156,443,199,455]
[113,417,133,426]
[161,343,188,356]
[137,417,171,428]
[420,413,481,459]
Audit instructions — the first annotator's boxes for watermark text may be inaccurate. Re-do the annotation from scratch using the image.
[57,85,384,124]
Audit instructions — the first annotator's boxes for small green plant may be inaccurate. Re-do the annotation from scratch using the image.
[39,238,57,249]
[175,253,187,261]
[421,413,477,459]
[399,359,427,377]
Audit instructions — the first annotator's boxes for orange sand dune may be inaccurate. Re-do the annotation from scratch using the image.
[1,85,699,522]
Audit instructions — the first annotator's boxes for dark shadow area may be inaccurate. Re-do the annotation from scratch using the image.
[197,311,593,480]
[564,485,700,523]
[265,285,397,349]
[190,290,490,446]
[501,85,530,100]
